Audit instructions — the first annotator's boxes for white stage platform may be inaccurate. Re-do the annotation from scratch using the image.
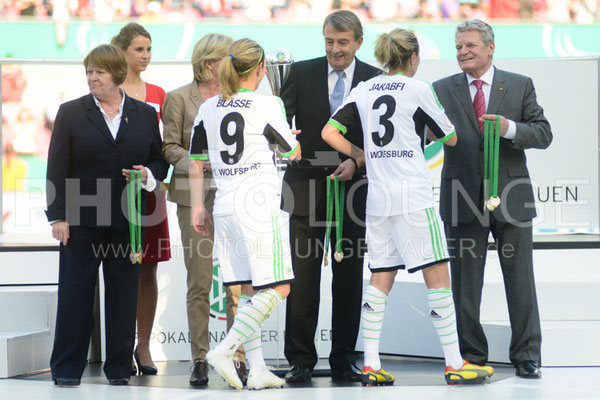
[2,365,600,400]
[1,234,598,378]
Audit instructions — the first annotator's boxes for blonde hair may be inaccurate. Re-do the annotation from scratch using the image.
[83,44,128,85]
[191,33,234,82]
[218,38,264,100]
[374,29,420,72]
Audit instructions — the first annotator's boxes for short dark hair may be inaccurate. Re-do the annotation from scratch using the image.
[323,10,363,41]
[83,44,128,85]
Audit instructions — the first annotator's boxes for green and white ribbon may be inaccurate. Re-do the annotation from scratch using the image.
[483,116,501,211]
[128,170,142,263]
[324,175,345,265]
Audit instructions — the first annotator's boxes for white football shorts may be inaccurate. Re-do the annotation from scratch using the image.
[366,207,449,273]
[213,209,294,289]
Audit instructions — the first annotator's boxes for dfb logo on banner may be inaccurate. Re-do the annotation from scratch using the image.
[209,258,228,321]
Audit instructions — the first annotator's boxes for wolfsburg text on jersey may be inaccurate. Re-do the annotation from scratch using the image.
[216,162,261,176]
[369,149,414,159]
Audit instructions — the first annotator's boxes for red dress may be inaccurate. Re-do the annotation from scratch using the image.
[142,82,171,263]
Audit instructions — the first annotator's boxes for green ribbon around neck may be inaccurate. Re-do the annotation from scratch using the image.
[483,116,501,209]
[324,175,345,265]
[128,170,142,263]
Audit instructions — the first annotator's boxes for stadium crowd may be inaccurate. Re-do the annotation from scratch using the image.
[0,0,598,23]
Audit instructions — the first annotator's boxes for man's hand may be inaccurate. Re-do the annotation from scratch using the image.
[52,220,70,246]
[331,158,356,181]
[481,114,509,136]
[192,207,213,236]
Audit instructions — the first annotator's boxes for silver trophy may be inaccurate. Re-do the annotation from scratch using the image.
[265,48,293,95]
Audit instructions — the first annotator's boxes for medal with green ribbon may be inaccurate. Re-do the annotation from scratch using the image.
[128,170,142,264]
[324,175,345,265]
[484,116,501,211]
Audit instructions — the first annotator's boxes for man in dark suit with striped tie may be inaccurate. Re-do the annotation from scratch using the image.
[433,19,552,379]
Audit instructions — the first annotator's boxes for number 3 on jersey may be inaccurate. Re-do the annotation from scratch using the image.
[371,95,396,147]
[220,112,244,165]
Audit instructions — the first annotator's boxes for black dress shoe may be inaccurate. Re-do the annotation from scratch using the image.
[331,363,361,382]
[515,361,542,379]
[134,348,158,375]
[130,364,137,376]
[189,361,209,386]
[53,378,81,387]
[285,365,312,383]
[234,358,248,385]
[108,378,130,385]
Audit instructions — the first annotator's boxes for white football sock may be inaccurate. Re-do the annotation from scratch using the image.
[428,288,463,370]
[217,288,282,358]
[239,294,267,370]
[361,284,388,371]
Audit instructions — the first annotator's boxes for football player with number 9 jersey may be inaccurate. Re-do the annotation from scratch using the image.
[189,38,301,391]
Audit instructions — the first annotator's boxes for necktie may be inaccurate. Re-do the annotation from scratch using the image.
[330,70,346,115]
[472,79,485,133]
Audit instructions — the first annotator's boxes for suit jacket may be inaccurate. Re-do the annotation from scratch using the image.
[433,67,552,224]
[280,56,380,216]
[162,81,213,207]
[46,93,168,229]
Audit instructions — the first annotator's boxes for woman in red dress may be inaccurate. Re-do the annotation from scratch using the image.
[113,22,171,375]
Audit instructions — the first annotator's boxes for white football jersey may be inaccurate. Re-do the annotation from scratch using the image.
[329,73,456,217]
[190,89,298,216]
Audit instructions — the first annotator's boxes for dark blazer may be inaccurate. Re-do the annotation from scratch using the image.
[46,93,168,229]
[433,68,552,224]
[280,56,380,215]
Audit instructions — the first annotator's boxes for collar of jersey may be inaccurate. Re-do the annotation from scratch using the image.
[238,88,252,93]
[388,71,405,76]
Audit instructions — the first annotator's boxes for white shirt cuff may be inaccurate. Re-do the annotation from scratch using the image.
[142,168,157,192]
[504,120,517,141]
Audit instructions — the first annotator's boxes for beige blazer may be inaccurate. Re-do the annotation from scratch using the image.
[162,81,213,207]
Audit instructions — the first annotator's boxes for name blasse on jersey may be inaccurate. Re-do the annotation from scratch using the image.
[216,99,254,108]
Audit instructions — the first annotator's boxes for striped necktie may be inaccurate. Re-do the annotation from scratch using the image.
[472,79,485,133]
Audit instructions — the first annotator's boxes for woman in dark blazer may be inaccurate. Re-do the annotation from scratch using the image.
[45,44,168,386]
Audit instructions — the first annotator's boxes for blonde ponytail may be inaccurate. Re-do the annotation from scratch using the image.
[374,29,419,72]
[218,38,265,100]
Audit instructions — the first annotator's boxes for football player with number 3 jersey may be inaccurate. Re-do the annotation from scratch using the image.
[189,38,301,391]
[322,29,492,386]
